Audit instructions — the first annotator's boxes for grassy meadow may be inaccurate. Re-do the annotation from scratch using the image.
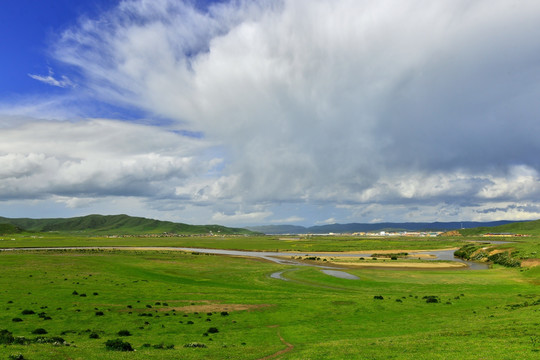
[0,233,468,252]
[0,235,539,359]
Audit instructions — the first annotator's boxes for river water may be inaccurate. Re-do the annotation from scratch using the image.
[176,247,489,270]
[0,245,490,280]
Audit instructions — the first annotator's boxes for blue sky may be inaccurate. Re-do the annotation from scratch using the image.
[1,0,540,226]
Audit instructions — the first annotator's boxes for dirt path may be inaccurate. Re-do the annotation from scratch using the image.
[258,326,294,360]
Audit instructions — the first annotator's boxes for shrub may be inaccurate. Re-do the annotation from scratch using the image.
[184,342,207,348]
[21,309,35,315]
[488,252,521,267]
[12,318,23,322]
[89,332,100,339]
[423,296,440,303]
[105,338,134,351]
[207,327,219,334]
[220,311,229,316]
[34,336,65,344]
[117,330,131,336]
[0,329,15,344]
[373,295,384,300]
[95,311,104,316]
[32,328,48,335]
[72,291,78,295]
[8,354,25,360]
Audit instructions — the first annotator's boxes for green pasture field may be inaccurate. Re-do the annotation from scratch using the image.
[0,233,468,252]
[0,244,539,359]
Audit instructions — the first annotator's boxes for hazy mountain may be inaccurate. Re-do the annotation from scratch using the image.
[246,220,525,234]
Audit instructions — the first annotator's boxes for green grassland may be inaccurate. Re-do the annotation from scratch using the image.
[459,219,540,236]
[1,239,539,359]
[0,233,469,252]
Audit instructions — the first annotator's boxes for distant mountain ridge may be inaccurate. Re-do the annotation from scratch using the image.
[247,220,527,234]
[0,214,255,235]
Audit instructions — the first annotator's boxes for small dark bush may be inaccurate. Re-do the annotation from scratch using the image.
[423,296,440,304]
[79,293,87,297]
[220,311,229,316]
[187,321,194,325]
[373,295,384,300]
[12,318,23,322]
[117,330,131,336]
[207,327,219,334]
[0,329,15,344]
[95,311,104,316]
[391,256,398,260]
[8,354,24,360]
[395,299,402,303]
[32,328,48,335]
[72,291,78,295]
[146,304,152,308]
[93,292,99,296]
[163,302,169,306]
[105,338,134,351]
[89,332,100,339]
[21,309,35,315]
[34,335,65,344]
[184,342,207,348]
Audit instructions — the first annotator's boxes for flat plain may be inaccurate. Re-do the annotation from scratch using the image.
[0,234,539,359]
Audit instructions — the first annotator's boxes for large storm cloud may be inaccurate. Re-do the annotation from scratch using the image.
[1,0,540,224]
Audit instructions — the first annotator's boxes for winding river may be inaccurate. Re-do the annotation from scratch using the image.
[0,246,490,280]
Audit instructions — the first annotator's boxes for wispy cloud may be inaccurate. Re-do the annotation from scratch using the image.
[28,68,74,88]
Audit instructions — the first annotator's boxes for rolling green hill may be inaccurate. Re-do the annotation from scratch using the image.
[0,214,256,235]
[459,219,540,236]
[0,223,22,235]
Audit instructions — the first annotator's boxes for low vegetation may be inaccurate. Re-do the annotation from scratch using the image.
[0,222,538,359]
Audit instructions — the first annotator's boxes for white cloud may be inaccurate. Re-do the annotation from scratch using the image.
[28,68,74,88]
[211,210,273,224]
[316,218,337,225]
[0,117,219,202]
[2,0,540,225]
[271,216,305,224]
